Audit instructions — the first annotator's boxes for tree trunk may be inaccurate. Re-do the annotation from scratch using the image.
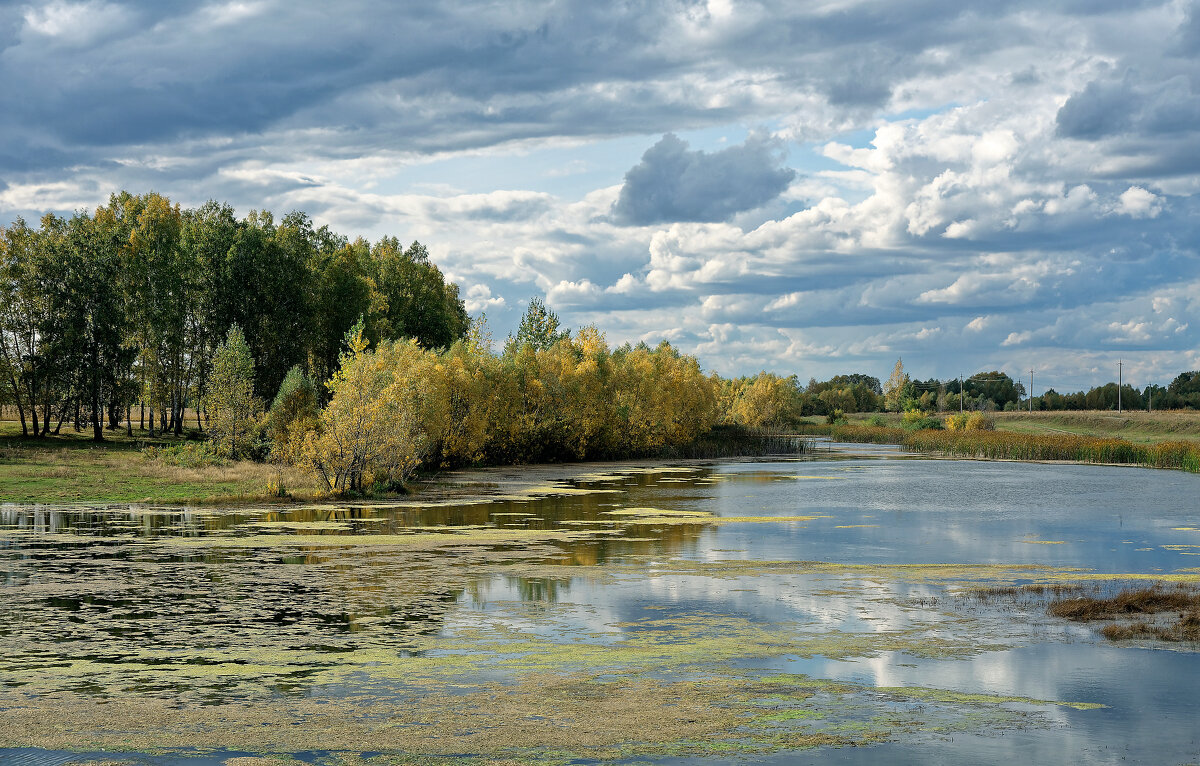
[126,405,133,437]
[92,384,104,443]
[27,370,41,437]
[149,402,155,437]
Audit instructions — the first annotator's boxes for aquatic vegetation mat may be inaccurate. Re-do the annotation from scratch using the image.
[0,459,1177,762]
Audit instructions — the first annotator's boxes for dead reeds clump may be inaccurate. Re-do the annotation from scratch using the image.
[1048,584,1200,642]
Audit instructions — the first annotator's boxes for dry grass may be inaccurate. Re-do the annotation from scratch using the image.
[1049,584,1200,642]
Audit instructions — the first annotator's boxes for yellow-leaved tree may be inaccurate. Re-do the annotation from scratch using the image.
[300,326,449,494]
[730,373,802,429]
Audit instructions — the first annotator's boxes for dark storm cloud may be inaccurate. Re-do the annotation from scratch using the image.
[1055,80,1136,139]
[0,0,1068,176]
[1057,76,1200,141]
[610,134,795,225]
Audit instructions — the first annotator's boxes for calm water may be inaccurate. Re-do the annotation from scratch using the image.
[1,448,1198,764]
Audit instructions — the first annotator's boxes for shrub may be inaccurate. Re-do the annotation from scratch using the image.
[964,412,994,431]
[143,442,226,468]
[945,412,994,431]
[902,409,943,430]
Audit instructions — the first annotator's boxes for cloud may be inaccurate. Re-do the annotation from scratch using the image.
[1114,186,1162,218]
[2,0,1200,386]
[610,133,795,225]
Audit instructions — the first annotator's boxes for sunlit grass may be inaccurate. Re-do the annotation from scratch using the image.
[0,419,315,504]
[790,417,1200,472]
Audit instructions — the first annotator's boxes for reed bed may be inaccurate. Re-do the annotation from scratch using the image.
[826,425,1200,472]
[672,425,813,459]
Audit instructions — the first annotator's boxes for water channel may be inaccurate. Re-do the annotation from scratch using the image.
[1,445,1198,764]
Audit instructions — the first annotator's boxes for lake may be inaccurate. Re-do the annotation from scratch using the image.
[1,444,1198,764]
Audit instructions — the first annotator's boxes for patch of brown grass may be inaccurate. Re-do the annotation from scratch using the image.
[1049,584,1200,642]
[1049,585,1198,620]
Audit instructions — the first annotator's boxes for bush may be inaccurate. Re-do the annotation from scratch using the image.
[902,409,943,430]
[143,442,226,468]
[945,412,994,431]
[865,414,887,427]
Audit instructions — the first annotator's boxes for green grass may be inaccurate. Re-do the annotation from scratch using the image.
[991,410,1200,444]
[0,420,314,505]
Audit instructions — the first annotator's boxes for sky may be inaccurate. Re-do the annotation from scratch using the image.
[1,0,1198,392]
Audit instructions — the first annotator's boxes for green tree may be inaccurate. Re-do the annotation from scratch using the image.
[205,326,262,458]
[0,218,50,436]
[265,364,319,462]
[506,297,569,354]
[371,238,469,350]
[44,211,136,441]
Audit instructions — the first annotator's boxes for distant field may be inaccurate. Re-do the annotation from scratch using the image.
[0,420,314,506]
[990,410,1200,444]
[845,409,1200,444]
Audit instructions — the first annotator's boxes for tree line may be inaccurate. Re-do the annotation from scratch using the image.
[206,299,718,493]
[5,192,1198,494]
[0,192,467,441]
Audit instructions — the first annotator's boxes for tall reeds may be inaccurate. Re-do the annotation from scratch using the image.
[826,425,1200,472]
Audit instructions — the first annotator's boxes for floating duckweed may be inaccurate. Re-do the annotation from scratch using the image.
[602,508,713,517]
[244,521,352,531]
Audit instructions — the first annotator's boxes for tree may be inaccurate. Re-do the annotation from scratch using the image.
[730,373,803,428]
[44,211,135,441]
[506,297,568,354]
[265,365,319,462]
[300,325,448,493]
[0,218,48,436]
[371,238,469,351]
[883,358,911,412]
[205,326,262,458]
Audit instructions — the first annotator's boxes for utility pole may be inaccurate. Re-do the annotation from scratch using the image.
[1029,368,1034,413]
[1118,359,1123,413]
[1149,382,1152,413]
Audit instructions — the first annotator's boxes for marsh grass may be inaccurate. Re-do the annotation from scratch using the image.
[663,424,813,459]
[1048,584,1200,642]
[815,422,1200,472]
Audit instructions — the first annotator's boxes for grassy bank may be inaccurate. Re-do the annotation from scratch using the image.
[990,410,1200,443]
[795,418,1200,472]
[839,409,1200,443]
[0,421,315,505]
[0,421,808,506]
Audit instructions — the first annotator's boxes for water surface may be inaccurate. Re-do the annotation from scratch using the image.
[1,450,1198,764]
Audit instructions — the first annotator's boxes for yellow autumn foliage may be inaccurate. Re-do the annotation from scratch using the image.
[297,324,720,489]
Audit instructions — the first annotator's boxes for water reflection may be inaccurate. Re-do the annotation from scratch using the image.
[0,458,1198,762]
